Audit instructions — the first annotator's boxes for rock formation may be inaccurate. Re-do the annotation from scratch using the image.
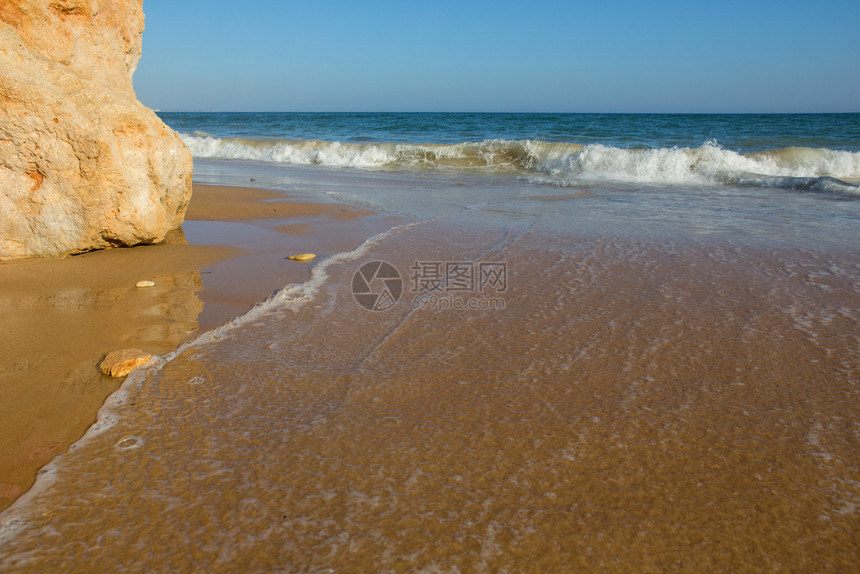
[99,348,152,377]
[0,0,192,258]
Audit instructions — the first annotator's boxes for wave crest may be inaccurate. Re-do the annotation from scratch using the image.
[179,134,860,191]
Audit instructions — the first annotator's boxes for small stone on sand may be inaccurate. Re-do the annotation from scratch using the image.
[135,280,155,288]
[99,349,152,377]
[287,253,316,262]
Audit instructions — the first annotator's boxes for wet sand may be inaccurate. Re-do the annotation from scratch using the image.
[0,205,857,571]
[0,183,402,512]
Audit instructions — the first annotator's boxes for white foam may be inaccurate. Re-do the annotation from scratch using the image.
[0,220,427,541]
[115,436,144,451]
[180,134,860,190]
[538,141,860,187]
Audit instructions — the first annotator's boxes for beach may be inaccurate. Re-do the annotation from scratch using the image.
[0,182,402,514]
[1,112,859,571]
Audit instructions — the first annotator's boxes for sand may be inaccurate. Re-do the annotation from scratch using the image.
[0,183,404,512]
[2,208,858,571]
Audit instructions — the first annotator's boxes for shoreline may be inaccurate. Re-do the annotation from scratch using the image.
[0,182,404,512]
[2,205,858,569]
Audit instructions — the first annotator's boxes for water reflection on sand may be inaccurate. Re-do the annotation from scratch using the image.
[0,232,210,512]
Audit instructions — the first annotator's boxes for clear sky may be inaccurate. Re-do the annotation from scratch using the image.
[134,0,860,113]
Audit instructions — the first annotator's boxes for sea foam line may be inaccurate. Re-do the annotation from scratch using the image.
[0,218,435,525]
[179,134,860,190]
[0,218,431,543]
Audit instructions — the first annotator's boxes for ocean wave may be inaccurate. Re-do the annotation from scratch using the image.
[179,133,860,191]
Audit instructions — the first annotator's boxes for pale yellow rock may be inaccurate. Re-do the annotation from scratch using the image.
[135,280,155,288]
[287,253,316,262]
[0,1,193,258]
[99,348,152,378]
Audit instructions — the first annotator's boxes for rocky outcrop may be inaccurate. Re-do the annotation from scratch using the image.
[0,0,192,258]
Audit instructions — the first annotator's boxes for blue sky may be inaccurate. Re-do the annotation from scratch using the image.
[134,0,860,113]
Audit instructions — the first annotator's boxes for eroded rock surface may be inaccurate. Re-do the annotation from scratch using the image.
[98,348,152,377]
[0,0,192,258]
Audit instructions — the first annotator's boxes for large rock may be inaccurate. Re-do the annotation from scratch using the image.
[0,0,192,258]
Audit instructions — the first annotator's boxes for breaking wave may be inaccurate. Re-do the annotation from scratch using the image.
[180,133,860,193]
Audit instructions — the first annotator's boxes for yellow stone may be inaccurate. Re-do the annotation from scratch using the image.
[287,253,316,262]
[135,280,155,288]
[99,349,152,378]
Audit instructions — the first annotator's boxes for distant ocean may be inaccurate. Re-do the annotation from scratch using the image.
[160,112,860,193]
[158,112,860,249]
[3,112,860,570]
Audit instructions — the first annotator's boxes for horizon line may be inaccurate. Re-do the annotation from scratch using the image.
[150,109,860,115]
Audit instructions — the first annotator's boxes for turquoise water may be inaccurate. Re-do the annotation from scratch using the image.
[159,112,860,250]
[157,112,860,151]
[158,112,860,201]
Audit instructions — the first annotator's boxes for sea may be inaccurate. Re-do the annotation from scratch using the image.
[2,113,859,571]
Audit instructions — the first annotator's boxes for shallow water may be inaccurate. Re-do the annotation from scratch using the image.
[2,184,859,570]
[3,114,860,570]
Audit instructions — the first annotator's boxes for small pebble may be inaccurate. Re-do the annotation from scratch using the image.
[287,253,316,262]
[135,280,155,288]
